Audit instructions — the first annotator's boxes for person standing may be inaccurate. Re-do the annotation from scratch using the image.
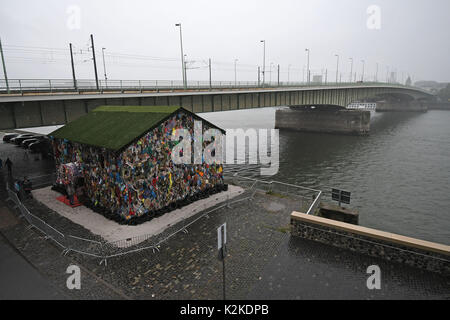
[5,158,12,176]
[0,158,3,169]
[66,183,75,206]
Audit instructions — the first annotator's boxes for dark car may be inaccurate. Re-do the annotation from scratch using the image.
[21,136,46,148]
[21,138,40,148]
[2,133,19,142]
[11,134,37,145]
[29,139,51,154]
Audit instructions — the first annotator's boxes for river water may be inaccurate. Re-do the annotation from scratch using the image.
[201,107,450,245]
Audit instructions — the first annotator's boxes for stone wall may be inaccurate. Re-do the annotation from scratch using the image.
[318,203,359,225]
[290,211,450,275]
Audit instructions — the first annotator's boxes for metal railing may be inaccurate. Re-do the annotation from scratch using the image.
[228,173,322,214]
[6,182,67,250]
[0,78,417,95]
[6,179,447,275]
[4,175,321,265]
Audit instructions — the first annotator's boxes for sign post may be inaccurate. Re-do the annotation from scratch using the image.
[331,188,351,207]
[217,223,227,300]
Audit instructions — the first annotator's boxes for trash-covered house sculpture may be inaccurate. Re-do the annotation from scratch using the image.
[49,106,227,225]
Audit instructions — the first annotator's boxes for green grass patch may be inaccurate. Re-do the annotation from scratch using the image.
[50,106,182,151]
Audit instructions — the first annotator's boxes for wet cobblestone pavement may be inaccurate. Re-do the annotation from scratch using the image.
[1,135,449,299]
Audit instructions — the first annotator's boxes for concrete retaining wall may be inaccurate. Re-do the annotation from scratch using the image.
[275,108,370,135]
[290,211,450,275]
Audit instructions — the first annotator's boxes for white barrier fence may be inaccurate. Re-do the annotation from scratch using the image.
[4,176,320,265]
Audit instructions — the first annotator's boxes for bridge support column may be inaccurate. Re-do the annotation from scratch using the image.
[376,100,427,112]
[275,107,370,135]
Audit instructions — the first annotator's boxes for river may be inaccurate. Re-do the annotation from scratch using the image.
[201,107,450,245]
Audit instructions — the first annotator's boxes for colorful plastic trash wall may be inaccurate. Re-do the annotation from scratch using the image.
[51,110,226,224]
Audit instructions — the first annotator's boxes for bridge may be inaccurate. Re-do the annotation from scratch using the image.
[0,80,434,134]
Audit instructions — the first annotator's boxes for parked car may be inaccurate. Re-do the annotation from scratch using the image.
[29,139,51,154]
[2,133,19,142]
[21,136,46,148]
[11,134,38,145]
[21,138,40,148]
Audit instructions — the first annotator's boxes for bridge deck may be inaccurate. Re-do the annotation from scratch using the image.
[0,84,434,130]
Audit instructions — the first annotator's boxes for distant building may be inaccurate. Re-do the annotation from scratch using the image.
[49,106,226,224]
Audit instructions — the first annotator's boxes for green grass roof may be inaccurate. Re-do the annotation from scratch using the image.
[49,106,182,151]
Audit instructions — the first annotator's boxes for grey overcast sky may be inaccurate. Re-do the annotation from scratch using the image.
[0,0,449,83]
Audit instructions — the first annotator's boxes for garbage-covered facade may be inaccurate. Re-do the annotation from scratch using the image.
[49,106,226,225]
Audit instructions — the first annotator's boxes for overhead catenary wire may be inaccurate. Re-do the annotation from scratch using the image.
[1,43,392,82]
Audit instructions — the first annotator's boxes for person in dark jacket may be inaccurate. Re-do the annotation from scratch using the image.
[5,158,12,176]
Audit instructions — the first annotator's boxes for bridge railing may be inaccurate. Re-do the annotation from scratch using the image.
[0,78,414,95]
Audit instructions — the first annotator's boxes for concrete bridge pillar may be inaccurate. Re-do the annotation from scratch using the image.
[275,106,370,135]
[376,100,428,112]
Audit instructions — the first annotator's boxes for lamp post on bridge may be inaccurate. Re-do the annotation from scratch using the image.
[101,47,108,87]
[257,66,260,86]
[334,54,339,84]
[175,23,186,89]
[361,60,365,82]
[287,64,291,83]
[184,54,188,85]
[375,62,378,82]
[349,58,353,83]
[0,38,10,93]
[69,43,77,91]
[234,59,238,86]
[90,34,99,90]
[269,62,274,84]
[305,48,310,84]
[277,64,280,87]
[260,40,266,87]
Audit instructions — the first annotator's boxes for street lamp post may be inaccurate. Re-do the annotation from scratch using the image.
[260,40,266,87]
[234,59,238,86]
[69,43,77,90]
[175,23,186,89]
[287,64,291,83]
[349,58,353,83]
[101,47,108,87]
[305,48,310,84]
[375,62,378,82]
[90,34,99,90]
[184,54,188,85]
[0,37,9,93]
[334,54,339,84]
[361,59,365,82]
[269,62,274,84]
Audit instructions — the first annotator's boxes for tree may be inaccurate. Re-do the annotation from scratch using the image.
[437,83,450,102]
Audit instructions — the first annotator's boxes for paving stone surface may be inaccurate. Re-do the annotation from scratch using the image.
[0,137,449,300]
